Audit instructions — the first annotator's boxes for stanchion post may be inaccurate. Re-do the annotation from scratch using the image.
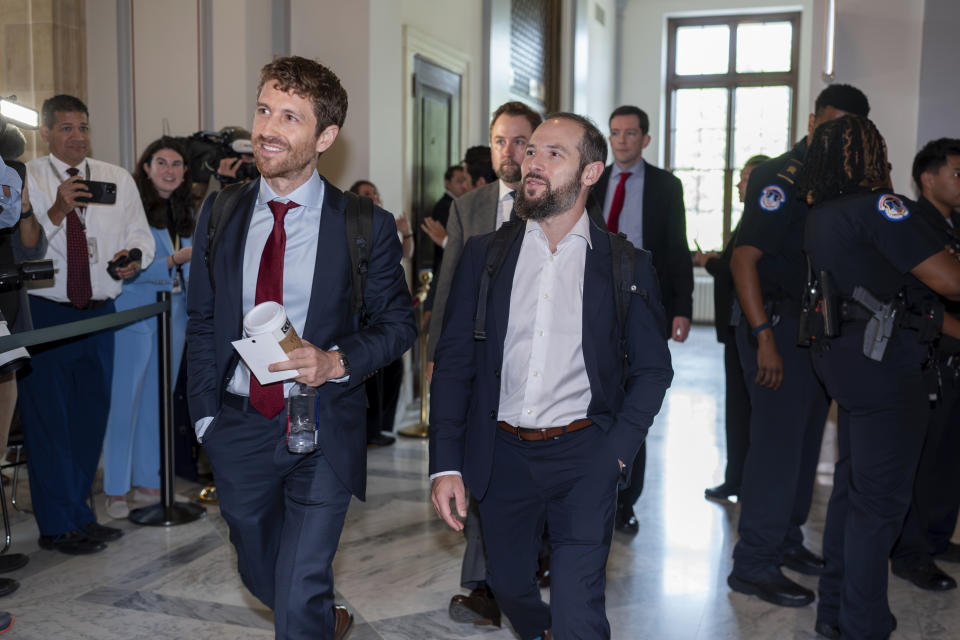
[399,272,432,438]
[130,291,206,526]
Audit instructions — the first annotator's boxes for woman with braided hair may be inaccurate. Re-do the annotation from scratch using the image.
[801,114,960,639]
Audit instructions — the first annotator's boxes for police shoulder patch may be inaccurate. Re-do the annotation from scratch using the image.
[877,194,910,222]
[758,184,787,212]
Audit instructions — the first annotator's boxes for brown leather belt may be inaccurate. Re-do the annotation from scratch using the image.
[497,418,593,441]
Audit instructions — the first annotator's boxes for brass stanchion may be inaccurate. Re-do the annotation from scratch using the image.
[399,271,432,438]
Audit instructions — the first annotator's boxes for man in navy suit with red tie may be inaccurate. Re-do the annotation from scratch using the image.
[429,113,673,638]
[186,57,416,640]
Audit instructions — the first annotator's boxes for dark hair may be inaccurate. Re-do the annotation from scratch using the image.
[543,112,608,175]
[134,136,195,236]
[743,154,771,170]
[798,114,889,206]
[41,94,88,129]
[490,101,542,135]
[258,56,348,135]
[465,158,496,186]
[912,138,960,191]
[0,126,26,161]
[609,105,649,135]
[444,165,464,181]
[348,180,376,195]
[463,145,491,166]
[814,84,870,118]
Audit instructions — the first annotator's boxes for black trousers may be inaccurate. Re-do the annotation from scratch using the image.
[732,315,830,578]
[17,297,115,536]
[203,396,352,640]
[891,360,960,567]
[813,334,927,639]
[478,426,619,640]
[365,357,403,440]
[722,335,751,490]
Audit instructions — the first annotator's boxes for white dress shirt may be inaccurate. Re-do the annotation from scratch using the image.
[496,179,516,230]
[498,211,592,428]
[26,154,155,302]
[430,210,594,481]
[225,171,325,398]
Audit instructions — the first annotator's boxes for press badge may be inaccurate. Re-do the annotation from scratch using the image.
[87,237,98,264]
[172,272,182,293]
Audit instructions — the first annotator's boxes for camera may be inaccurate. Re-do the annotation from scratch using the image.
[0,260,54,292]
[177,128,260,184]
[107,248,142,280]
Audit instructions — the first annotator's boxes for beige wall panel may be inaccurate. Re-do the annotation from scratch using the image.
[290,0,371,190]
[85,0,120,165]
[131,0,200,160]
[211,0,272,132]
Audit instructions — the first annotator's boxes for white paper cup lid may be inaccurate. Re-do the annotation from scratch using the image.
[243,301,286,336]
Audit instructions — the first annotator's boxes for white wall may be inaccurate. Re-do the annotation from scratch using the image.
[830,0,925,195]
[85,0,121,165]
[916,0,960,153]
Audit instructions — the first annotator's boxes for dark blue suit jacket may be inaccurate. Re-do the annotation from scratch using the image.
[428,216,674,500]
[186,177,417,499]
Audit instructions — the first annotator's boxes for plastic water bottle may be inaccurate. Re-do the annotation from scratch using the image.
[286,383,317,454]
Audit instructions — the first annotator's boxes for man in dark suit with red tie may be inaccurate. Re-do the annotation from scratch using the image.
[591,105,693,533]
[186,56,416,640]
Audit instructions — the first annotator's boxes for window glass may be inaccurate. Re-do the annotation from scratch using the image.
[676,25,730,75]
[736,21,792,73]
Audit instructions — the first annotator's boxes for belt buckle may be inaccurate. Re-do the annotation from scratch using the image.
[516,426,523,441]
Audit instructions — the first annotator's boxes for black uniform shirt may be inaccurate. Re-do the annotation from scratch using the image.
[735,139,808,302]
[914,196,960,320]
[805,190,942,302]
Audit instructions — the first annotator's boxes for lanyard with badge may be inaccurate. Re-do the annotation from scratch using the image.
[49,160,98,264]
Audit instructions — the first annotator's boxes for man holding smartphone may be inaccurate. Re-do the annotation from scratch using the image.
[20,94,154,555]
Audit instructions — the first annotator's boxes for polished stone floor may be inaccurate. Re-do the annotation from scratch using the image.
[2,326,959,638]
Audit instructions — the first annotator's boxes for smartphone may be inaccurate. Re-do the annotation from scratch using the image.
[76,180,117,205]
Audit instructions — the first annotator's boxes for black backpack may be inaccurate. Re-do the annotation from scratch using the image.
[472,218,641,384]
[203,183,375,325]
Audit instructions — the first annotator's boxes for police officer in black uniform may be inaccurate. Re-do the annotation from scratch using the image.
[727,84,870,607]
[801,116,960,640]
[889,138,960,592]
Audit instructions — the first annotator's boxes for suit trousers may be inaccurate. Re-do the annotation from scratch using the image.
[17,296,116,536]
[203,396,352,640]
[732,315,830,578]
[891,361,960,566]
[722,336,751,490]
[478,426,619,640]
[812,336,927,639]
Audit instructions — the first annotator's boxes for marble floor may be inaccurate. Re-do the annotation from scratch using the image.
[2,326,959,639]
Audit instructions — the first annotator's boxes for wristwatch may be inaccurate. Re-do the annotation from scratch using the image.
[337,350,351,378]
[20,206,33,220]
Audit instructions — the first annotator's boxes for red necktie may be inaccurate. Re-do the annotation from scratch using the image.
[64,167,93,308]
[249,199,300,418]
[606,171,632,234]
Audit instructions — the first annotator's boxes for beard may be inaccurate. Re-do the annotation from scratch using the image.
[497,159,522,184]
[253,134,317,180]
[515,172,581,221]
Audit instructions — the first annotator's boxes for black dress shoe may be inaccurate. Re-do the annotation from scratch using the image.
[781,546,827,575]
[936,542,960,564]
[449,587,501,627]
[366,433,396,447]
[82,521,123,542]
[0,554,27,574]
[0,611,11,633]
[727,570,814,607]
[38,531,107,555]
[615,505,639,534]
[892,561,957,591]
[704,483,738,500]
[0,579,17,598]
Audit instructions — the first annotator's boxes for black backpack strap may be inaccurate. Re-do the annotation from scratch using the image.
[343,191,375,327]
[474,220,524,341]
[204,182,248,292]
[608,231,637,385]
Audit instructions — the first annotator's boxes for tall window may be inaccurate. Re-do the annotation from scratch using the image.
[666,13,800,250]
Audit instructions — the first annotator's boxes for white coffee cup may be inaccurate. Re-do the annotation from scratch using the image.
[243,301,303,354]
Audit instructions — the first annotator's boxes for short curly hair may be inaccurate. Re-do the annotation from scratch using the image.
[257,56,348,136]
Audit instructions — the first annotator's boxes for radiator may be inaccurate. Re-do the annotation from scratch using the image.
[692,266,714,324]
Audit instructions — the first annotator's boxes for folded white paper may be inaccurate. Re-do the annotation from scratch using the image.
[231,336,299,385]
[0,322,29,368]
